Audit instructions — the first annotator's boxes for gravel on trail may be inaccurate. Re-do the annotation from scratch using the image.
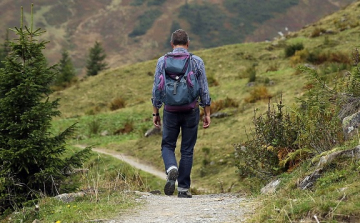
[77,146,255,222]
[102,192,254,223]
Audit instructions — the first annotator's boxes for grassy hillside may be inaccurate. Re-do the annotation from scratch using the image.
[2,1,360,222]
[50,0,360,196]
[0,0,355,76]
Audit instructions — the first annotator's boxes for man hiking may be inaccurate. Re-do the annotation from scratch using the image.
[151,29,211,198]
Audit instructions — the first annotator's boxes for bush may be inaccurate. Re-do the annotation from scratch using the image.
[128,9,161,37]
[108,97,126,111]
[235,100,300,179]
[290,49,309,66]
[114,120,134,135]
[244,86,272,103]
[88,119,102,137]
[266,62,279,72]
[307,50,352,65]
[310,27,326,38]
[247,67,257,83]
[285,42,304,58]
[207,97,238,114]
[234,51,360,180]
[207,75,219,87]
[147,0,165,6]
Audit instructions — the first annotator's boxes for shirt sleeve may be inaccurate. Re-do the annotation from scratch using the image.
[151,57,164,109]
[193,56,211,107]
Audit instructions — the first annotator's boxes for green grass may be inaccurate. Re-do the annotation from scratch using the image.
[1,146,165,222]
[50,9,360,192]
[40,1,360,220]
[249,152,360,222]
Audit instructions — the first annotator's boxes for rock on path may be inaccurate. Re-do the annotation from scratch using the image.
[105,193,253,223]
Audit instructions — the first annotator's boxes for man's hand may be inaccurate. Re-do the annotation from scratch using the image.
[203,106,211,128]
[153,116,161,128]
[203,115,211,129]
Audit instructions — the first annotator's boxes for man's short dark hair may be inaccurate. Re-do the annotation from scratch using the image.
[171,29,189,46]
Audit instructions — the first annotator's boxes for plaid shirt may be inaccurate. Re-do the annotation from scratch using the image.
[151,48,211,109]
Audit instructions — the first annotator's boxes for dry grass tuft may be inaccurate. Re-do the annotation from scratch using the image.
[109,97,126,111]
[244,86,272,103]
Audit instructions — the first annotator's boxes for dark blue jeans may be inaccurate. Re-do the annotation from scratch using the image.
[161,107,200,190]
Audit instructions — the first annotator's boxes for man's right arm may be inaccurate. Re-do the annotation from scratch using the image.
[151,57,164,109]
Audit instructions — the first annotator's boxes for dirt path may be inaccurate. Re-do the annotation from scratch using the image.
[92,147,166,180]
[113,193,254,223]
[78,145,255,222]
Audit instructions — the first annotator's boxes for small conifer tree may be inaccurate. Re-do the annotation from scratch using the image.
[86,41,108,76]
[54,49,76,88]
[0,6,91,212]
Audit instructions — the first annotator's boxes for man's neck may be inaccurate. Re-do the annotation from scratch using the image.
[173,44,188,50]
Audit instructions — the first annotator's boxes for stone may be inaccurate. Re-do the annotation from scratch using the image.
[260,179,281,194]
[299,146,360,190]
[210,112,229,118]
[100,130,109,136]
[54,192,85,203]
[144,127,161,137]
[342,111,360,139]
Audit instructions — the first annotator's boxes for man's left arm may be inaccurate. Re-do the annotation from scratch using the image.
[195,57,211,128]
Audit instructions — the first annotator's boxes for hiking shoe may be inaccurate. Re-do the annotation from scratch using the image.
[178,191,192,198]
[164,168,178,195]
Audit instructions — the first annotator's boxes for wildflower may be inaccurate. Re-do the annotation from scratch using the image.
[67,204,71,208]
[56,221,61,223]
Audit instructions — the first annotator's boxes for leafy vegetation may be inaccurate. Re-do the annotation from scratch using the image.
[179,0,299,48]
[1,147,162,222]
[43,3,72,26]
[284,42,304,58]
[52,50,77,89]
[224,0,299,18]
[2,1,360,222]
[0,7,91,213]
[130,0,166,7]
[0,30,9,69]
[86,41,108,76]
[128,9,162,37]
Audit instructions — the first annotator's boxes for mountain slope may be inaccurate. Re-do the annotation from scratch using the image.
[0,0,355,76]
[48,0,360,193]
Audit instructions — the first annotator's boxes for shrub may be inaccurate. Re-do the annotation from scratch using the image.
[85,106,101,115]
[88,119,101,137]
[290,49,309,66]
[244,86,272,103]
[114,120,134,135]
[207,75,219,87]
[285,42,304,58]
[307,50,352,65]
[147,0,165,6]
[266,62,279,72]
[235,52,360,180]
[234,100,301,179]
[310,27,325,38]
[247,67,257,83]
[108,97,126,111]
[130,0,145,6]
[128,9,161,37]
[207,97,239,115]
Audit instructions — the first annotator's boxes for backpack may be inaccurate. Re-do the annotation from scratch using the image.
[157,52,200,111]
